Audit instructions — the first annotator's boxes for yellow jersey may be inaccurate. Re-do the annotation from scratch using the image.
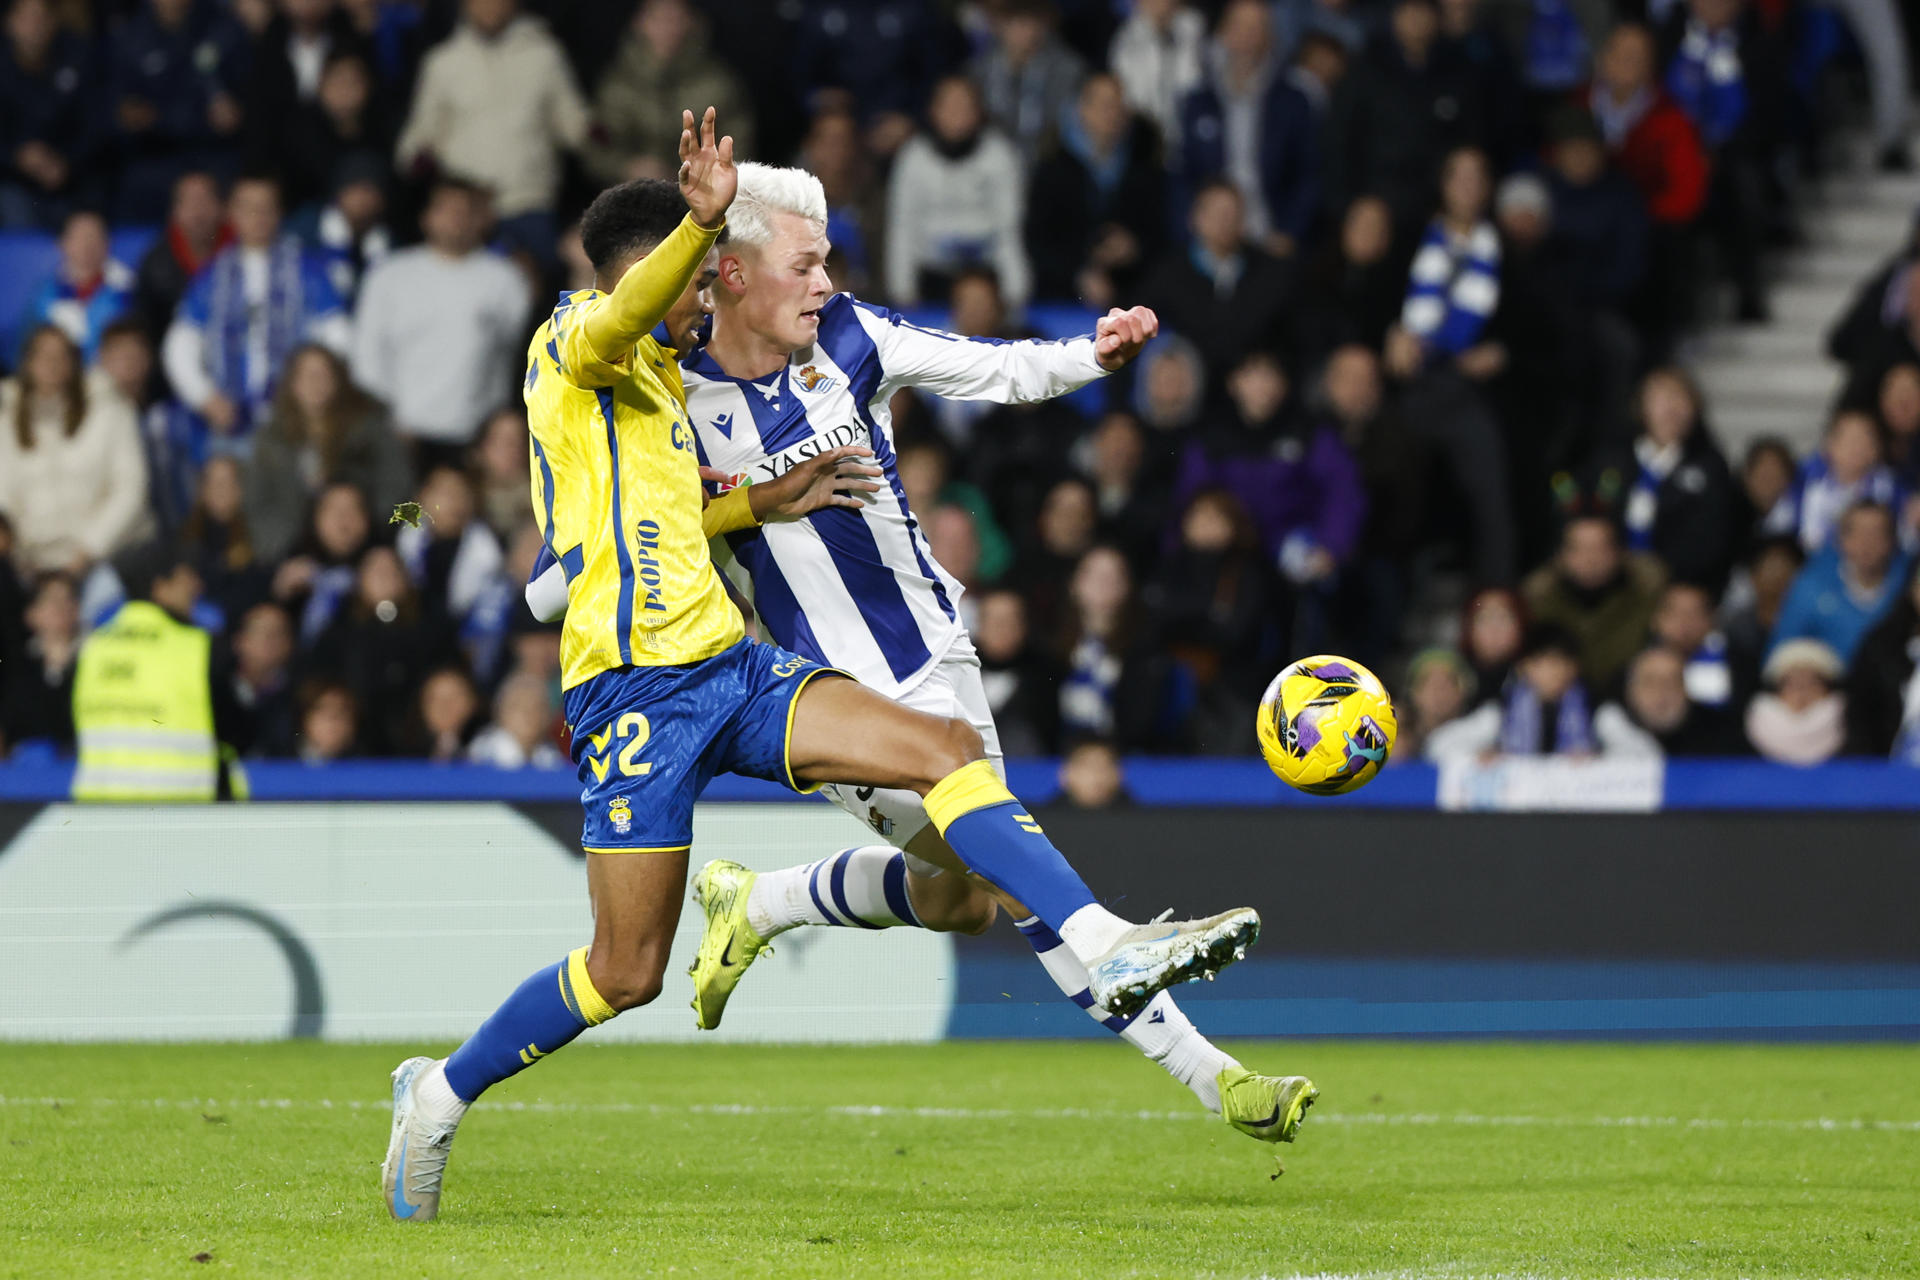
[525,216,743,689]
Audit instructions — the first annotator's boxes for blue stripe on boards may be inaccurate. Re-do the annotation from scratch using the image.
[807,860,842,925]
[883,853,919,927]
[595,388,635,665]
[806,507,932,682]
[830,850,882,929]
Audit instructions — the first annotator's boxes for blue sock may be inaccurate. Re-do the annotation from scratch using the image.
[923,761,1102,935]
[442,946,616,1102]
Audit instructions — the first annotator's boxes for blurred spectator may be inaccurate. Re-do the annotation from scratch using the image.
[1056,543,1158,748]
[1783,411,1905,553]
[972,0,1085,165]
[1385,147,1515,584]
[1587,367,1738,593]
[1328,0,1487,228]
[789,0,956,157]
[0,0,98,229]
[1741,436,1798,542]
[243,0,373,202]
[1056,737,1129,808]
[1140,180,1291,389]
[925,502,984,612]
[1829,0,1913,171]
[886,75,1030,308]
[307,543,459,754]
[295,677,360,761]
[1651,579,1745,710]
[1660,0,1787,323]
[246,343,409,562]
[1843,561,1920,759]
[1838,256,1920,409]
[394,464,505,627]
[1458,586,1524,695]
[132,170,228,344]
[1771,500,1910,664]
[1274,0,1367,59]
[1177,0,1319,259]
[162,175,350,441]
[1876,362,1920,491]
[472,407,530,535]
[403,664,480,761]
[1294,195,1404,361]
[0,326,151,574]
[800,108,884,295]
[1745,638,1846,764]
[1722,534,1802,673]
[467,670,564,766]
[1174,352,1364,596]
[275,49,392,217]
[352,178,528,460]
[287,152,392,308]
[1395,646,1473,760]
[108,0,252,222]
[18,212,134,364]
[1025,72,1165,307]
[1016,475,1098,639]
[1619,643,1746,756]
[1144,489,1281,751]
[1424,623,1657,759]
[1134,335,1207,449]
[1540,107,1647,320]
[272,478,370,643]
[1438,0,1527,164]
[0,569,79,754]
[972,586,1060,756]
[584,0,753,188]
[224,598,297,757]
[1108,0,1205,146]
[394,0,588,264]
[1523,512,1666,689]
[179,454,267,625]
[1074,410,1168,567]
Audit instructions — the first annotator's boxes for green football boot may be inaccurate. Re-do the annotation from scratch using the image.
[687,859,771,1030]
[1218,1067,1318,1143]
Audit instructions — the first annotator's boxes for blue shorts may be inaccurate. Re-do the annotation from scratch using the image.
[563,638,846,853]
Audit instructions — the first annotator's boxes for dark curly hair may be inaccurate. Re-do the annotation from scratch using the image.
[579,179,691,277]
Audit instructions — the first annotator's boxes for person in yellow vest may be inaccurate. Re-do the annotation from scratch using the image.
[71,542,241,801]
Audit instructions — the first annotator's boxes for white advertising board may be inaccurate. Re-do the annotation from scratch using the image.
[0,804,953,1043]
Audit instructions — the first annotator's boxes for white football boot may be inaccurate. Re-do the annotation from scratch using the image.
[1085,909,1261,1018]
[381,1056,460,1222]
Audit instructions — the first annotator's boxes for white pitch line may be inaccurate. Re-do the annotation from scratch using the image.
[3,1096,1918,1132]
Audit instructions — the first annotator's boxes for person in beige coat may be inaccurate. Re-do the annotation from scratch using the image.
[394,0,588,262]
[0,326,152,575]
[583,0,755,187]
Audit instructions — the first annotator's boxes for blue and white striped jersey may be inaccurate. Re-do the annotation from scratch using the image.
[685,293,1108,698]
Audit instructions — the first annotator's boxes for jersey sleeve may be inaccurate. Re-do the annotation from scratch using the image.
[552,214,722,390]
[858,303,1108,404]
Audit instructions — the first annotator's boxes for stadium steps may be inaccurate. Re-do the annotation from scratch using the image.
[1684,159,1920,461]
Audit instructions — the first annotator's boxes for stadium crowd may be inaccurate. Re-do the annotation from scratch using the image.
[4,0,1920,781]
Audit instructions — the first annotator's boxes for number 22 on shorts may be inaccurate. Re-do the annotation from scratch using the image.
[587,713,653,781]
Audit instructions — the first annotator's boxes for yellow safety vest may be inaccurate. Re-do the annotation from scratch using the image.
[71,600,218,802]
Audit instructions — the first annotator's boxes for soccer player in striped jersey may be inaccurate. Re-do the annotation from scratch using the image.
[384,112,1268,1223]
[526,161,1315,1148]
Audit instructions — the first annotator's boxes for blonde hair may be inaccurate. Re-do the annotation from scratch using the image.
[726,163,828,251]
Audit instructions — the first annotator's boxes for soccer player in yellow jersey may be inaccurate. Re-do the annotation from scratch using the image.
[383,110,1264,1222]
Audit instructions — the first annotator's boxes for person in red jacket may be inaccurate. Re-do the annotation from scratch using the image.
[1586,22,1709,358]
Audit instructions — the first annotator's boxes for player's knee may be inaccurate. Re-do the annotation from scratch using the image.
[950,885,997,936]
[586,956,664,1013]
[913,716,985,790]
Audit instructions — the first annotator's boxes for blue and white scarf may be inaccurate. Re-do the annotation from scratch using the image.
[1684,632,1734,707]
[1789,455,1905,551]
[300,564,356,645]
[204,239,316,431]
[1401,219,1501,358]
[1623,438,1684,551]
[1525,0,1589,91]
[1666,20,1747,148]
[1499,679,1595,755]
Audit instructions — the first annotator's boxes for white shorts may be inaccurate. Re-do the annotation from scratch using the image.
[818,637,1004,874]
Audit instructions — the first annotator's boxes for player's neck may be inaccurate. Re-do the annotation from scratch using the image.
[705,314,792,382]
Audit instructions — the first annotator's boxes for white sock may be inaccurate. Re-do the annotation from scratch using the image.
[745,847,920,938]
[414,1059,470,1128]
[1056,902,1132,964]
[1014,917,1237,1115]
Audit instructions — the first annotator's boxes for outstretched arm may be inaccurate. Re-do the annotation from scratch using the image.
[870,304,1159,404]
[576,107,736,366]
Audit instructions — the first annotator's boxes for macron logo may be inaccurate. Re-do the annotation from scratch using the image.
[712,412,734,440]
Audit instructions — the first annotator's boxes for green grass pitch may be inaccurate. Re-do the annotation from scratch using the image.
[3,1040,1916,1279]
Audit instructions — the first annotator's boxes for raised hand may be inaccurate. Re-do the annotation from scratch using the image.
[1094,305,1159,372]
[678,106,737,231]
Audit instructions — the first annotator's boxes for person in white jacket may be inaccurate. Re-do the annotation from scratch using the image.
[1108,0,1207,153]
[394,0,589,263]
[885,75,1031,308]
[0,326,152,574]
